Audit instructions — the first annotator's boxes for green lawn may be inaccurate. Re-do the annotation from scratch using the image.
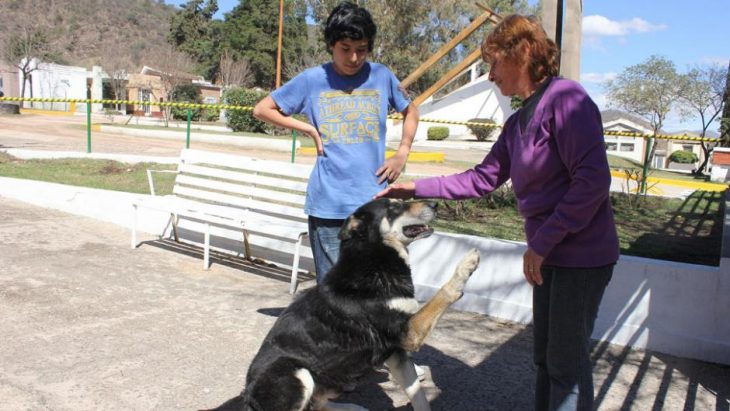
[0,152,723,266]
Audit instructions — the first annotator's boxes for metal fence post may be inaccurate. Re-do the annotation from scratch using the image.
[291,130,297,163]
[86,99,92,153]
[186,107,192,149]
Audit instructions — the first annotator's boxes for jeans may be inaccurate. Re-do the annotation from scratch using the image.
[533,264,613,411]
[308,216,344,283]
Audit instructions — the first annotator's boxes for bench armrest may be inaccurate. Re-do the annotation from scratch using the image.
[146,169,179,196]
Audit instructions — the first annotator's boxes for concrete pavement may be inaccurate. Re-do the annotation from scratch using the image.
[1,197,728,410]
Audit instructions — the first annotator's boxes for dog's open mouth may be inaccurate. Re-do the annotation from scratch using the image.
[404,224,434,239]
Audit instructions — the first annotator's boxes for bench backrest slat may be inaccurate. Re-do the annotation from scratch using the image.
[179,164,309,194]
[180,148,312,180]
[173,185,308,222]
[175,175,307,207]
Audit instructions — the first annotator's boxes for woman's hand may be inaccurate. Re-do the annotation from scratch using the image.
[374,181,416,200]
[523,247,544,286]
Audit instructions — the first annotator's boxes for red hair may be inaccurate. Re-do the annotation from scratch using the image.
[482,14,560,83]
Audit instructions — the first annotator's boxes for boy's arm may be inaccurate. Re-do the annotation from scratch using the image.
[376,102,419,184]
[253,95,324,155]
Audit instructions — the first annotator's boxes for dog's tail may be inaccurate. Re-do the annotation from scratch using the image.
[199,393,259,411]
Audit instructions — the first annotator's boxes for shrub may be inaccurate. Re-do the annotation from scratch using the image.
[427,126,449,141]
[169,84,202,121]
[223,87,270,133]
[466,118,498,141]
[669,150,698,164]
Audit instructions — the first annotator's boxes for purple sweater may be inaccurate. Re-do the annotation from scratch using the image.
[416,77,619,267]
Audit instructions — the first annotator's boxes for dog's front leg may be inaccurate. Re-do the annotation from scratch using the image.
[402,248,480,352]
[385,351,430,411]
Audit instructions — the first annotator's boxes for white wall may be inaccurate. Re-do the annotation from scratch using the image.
[409,231,730,366]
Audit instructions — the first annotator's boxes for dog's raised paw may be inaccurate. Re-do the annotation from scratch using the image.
[455,248,480,279]
[443,249,480,302]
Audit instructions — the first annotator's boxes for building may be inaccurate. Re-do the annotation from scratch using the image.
[0,63,21,98]
[126,66,222,117]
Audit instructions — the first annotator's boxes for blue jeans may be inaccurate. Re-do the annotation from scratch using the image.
[532,264,613,411]
[308,216,344,283]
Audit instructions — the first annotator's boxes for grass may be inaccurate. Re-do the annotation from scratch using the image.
[0,152,177,194]
[0,152,723,266]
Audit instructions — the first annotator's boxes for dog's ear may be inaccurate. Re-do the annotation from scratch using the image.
[338,214,365,241]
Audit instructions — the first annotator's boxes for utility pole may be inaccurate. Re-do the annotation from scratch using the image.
[276,0,284,88]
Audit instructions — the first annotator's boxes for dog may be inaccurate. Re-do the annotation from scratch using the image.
[205,198,480,411]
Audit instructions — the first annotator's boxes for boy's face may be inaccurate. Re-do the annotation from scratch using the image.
[330,38,370,77]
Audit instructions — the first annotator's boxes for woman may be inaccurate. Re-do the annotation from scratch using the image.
[376,14,619,411]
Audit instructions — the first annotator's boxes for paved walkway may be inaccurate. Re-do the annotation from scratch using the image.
[1,197,728,410]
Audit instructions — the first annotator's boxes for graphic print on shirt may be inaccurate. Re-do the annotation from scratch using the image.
[318,90,380,144]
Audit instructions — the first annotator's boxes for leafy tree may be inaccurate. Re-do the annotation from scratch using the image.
[677,64,728,175]
[221,0,309,89]
[604,55,681,192]
[170,83,202,121]
[168,0,223,81]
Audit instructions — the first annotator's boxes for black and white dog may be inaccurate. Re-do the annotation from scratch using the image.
[206,198,480,411]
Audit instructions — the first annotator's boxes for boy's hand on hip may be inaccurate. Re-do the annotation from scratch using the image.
[301,124,324,155]
[376,152,407,184]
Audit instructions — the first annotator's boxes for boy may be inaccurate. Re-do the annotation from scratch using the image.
[253,1,419,282]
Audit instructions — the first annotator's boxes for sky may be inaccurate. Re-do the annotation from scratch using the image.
[166,0,729,132]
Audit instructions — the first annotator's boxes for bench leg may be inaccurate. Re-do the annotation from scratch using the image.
[242,229,252,261]
[171,214,180,242]
[203,223,211,270]
[131,204,138,249]
[289,232,307,294]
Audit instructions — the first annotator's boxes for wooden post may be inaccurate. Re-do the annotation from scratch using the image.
[400,8,501,89]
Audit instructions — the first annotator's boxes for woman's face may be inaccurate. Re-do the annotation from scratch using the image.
[486,52,532,99]
[330,38,370,77]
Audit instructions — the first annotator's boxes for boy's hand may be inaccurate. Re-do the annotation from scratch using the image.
[300,124,324,156]
[376,151,407,184]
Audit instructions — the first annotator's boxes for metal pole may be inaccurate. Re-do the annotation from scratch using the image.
[86,99,92,153]
[291,130,297,163]
[276,0,284,89]
[186,107,192,149]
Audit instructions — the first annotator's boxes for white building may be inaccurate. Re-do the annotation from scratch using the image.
[387,64,513,141]
[19,59,104,112]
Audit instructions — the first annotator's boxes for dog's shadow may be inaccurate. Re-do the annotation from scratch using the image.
[254,307,536,410]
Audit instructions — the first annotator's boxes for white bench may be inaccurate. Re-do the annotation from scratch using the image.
[130,148,313,294]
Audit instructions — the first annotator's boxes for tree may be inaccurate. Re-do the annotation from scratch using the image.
[721,61,730,147]
[168,0,223,81]
[605,55,681,192]
[677,64,728,175]
[221,0,309,89]
[305,0,532,95]
[218,50,253,88]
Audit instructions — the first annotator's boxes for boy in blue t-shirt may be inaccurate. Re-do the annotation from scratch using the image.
[253,1,419,282]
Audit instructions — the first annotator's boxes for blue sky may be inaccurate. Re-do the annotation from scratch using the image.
[166,0,729,132]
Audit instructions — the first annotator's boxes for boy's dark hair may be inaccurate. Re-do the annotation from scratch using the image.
[324,1,377,52]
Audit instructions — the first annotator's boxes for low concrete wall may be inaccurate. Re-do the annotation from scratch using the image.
[1,176,727,365]
[98,125,298,152]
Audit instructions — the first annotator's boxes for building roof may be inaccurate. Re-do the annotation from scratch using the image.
[601,109,655,132]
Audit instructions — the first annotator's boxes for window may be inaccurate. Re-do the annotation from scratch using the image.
[605,142,618,151]
[682,144,694,152]
[0,76,4,94]
[620,143,635,152]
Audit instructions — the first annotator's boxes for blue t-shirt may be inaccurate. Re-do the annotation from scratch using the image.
[272,62,411,219]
